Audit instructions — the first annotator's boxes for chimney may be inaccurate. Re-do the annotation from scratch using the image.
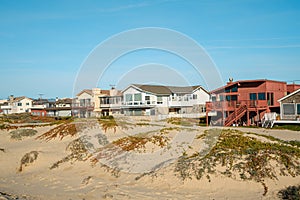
[9,95,14,102]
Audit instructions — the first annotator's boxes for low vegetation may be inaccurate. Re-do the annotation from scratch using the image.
[166,117,198,127]
[278,185,300,200]
[113,133,169,152]
[36,123,77,141]
[98,117,118,133]
[19,151,39,172]
[50,137,92,169]
[273,125,300,132]
[175,129,300,195]
[10,129,38,140]
[0,113,72,124]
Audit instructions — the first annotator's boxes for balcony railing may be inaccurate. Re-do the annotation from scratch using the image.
[122,101,157,106]
[206,100,269,111]
[72,103,95,109]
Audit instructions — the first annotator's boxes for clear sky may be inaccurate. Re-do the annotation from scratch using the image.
[1,0,300,99]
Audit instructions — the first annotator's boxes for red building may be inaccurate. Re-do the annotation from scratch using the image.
[206,79,293,126]
[287,83,300,94]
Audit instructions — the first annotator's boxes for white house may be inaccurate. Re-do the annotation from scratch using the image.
[121,84,210,117]
[0,95,33,114]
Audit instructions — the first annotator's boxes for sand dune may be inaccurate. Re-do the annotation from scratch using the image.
[0,119,300,200]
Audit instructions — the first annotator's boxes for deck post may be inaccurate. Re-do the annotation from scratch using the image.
[206,111,208,126]
[247,109,250,126]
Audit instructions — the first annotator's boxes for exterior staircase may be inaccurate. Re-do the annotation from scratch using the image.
[224,104,247,126]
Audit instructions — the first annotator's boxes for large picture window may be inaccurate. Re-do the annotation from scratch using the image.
[125,94,132,102]
[283,104,295,115]
[297,104,300,115]
[134,93,142,101]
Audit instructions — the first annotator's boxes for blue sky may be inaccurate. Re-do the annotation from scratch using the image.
[0,0,300,99]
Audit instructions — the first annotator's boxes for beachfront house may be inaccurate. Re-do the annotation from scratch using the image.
[278,88,300,121]
[73,89,96,118]
[99,88,123,116]
[0,95,33,114]
[31,99,55,117]
[121,84,209,117]
[45,98,73,117]
[205,79,292,126]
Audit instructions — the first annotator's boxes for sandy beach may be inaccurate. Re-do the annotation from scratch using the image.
[0,119,300,200]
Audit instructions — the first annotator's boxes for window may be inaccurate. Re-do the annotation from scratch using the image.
[283,104,295,115]
[226,95,231,101]
[231,86,238,92]
[157,96,163,104]
[250,93,257,100]
[219,95,224,101]
[125,94,132,102]
[267,93,274,106]
[231,95,237,101]
[211,96,216,102]
[17,103,22,106]
[80,99,85,106]
[26,103,30,106]
[258,93,266,100]
[145,96,150,101]
[192,94,197,99]
[297,104,300,115]
[134,93,142,101]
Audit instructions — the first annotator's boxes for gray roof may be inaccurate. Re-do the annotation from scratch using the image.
[132,84,202,95]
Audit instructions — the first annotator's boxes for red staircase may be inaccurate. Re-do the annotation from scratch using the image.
[224,104,247,126]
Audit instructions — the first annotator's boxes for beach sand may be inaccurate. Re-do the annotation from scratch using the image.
[0,122,299,200]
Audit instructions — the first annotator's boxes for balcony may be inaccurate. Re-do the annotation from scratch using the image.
[72,103,94,110]
[206,100,269,111]
[100,102,122,108]
[122,101,156,108]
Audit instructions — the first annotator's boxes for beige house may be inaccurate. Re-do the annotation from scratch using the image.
[99,88,123,116]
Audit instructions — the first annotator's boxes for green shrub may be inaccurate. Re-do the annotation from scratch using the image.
[10,129,38,140]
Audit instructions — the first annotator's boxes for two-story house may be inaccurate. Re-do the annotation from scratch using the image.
[45,98,73,117]
[121,84,209,117]
[205,79,292,126]
[99,88,123,116]
[1,95,33,114]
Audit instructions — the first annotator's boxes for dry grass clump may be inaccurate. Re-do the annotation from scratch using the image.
[36,123,77,141]
[113,133,169,152]
[10,129,38,140]
[166,117,196,127]
[175,129,300,195]
[19,151,39,172]
[98,118,118,133]
[50,137,92,169]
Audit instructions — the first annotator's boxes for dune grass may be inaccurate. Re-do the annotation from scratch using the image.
[175,129,300,195]
[36,123,77,141]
